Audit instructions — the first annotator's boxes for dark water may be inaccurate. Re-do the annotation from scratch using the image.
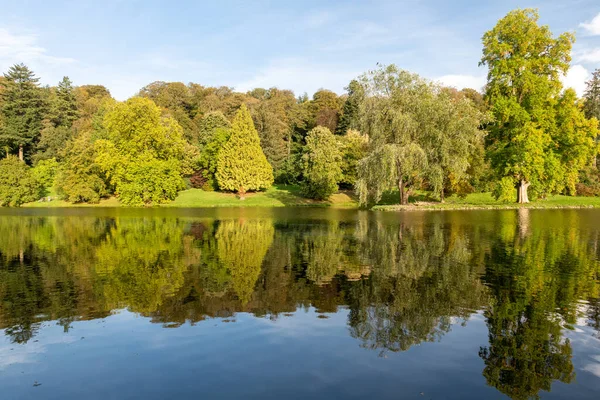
[0,208,599,400]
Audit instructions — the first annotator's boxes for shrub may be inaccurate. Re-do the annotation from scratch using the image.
[0,156,42,206]
[493,177,516,203]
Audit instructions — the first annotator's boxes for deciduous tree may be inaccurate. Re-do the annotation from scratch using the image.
[481,8,574,203]
[301,126,342,200]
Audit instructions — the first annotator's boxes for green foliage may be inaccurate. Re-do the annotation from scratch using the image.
[356,65,485,206]
[196,111,230,146]
[0,155,42,206]
[34,124,71,162]
[492,177,516,203]
[338,130,367,188]
[0,64,46,160]
[54,98,116,204]
[554,89,599,195]
[198,127,230,190]
[138,81,197,142]
[584,69,600,121]
[31,158,59,189]
[311,89,342,134]
[301,126,342,200]
[95,97,187,206]
[216,104,274,194]
[336,80,363,135]
[248,88,297,177]
[51,76,79,128]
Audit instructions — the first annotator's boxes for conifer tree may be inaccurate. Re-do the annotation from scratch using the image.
[336,80,363,135]
[584,69,600,121]
[52,76,79,128]
[216,104,274,197]
[0,64,45,161]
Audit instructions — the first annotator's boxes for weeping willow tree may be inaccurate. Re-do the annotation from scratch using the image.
[356,65,485,206]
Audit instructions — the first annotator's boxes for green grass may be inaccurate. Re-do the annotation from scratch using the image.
[22,185,358,208]
[21,185,600,210]
[373,191,600,211]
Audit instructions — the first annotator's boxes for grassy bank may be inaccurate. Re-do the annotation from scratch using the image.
[23,185,358,208]
[20,186,600,210]
[373,192,600,211]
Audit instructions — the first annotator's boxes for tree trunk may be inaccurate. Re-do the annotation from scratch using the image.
[517,180,530,204]
[440,188,445,203]
[18,145,23,161]
[399,178,409,205]
[238,186,246,200]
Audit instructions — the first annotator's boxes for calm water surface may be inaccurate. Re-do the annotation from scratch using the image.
[0,208,599,399]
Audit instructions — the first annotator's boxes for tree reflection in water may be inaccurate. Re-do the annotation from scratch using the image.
[0,210,599,399]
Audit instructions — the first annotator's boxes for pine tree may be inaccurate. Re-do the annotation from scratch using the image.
[584,69,600,121]
[52,76,79,128]
[0,64,45,161]
[336,80,363,135]
[216,104,274,197]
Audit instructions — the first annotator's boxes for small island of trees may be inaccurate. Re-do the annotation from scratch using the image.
[1,8,599,208]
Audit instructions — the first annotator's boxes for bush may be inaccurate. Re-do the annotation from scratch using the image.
[0,156,43,206]
[576,166,600,196]
[493,177,516,203]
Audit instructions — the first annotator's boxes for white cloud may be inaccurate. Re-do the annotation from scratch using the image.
[580,12,600,36]
[0,28,76,70]
[235,58,358,96]
[576,47,600,63]
[561,64,590,96]
[436,74,486,91]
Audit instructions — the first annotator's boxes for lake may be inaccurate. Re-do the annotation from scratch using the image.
[0,207,599,399]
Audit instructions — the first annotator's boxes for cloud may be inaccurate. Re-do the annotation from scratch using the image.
[576,47,600,63]
[580,12,600,36]
[561,64,590,96]
[436,74,486,91]
[0,28,76,70]
[235,58,359,96]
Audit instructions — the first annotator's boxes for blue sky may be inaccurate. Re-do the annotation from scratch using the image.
[1,0,599,100]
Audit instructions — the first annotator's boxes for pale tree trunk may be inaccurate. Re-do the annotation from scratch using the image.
[18,145,24,161]
[517,179,530,204]
[518,208,530,238]
[238,186,246,200]
[440,187,445,203]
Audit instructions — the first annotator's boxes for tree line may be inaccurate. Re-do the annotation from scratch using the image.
[1,8,600,207]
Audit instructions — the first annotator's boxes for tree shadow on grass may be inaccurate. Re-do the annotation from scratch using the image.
[376,190,438,206]
[264,185,357,207]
